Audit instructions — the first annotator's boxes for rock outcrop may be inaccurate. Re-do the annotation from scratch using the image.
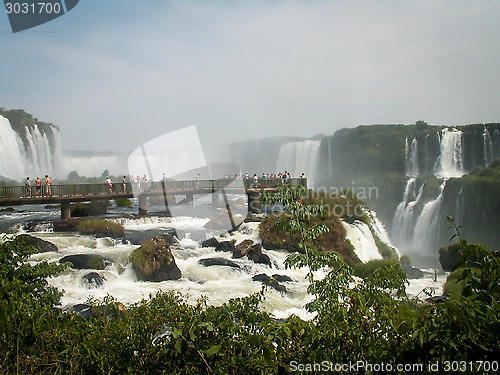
[130,235,181,281]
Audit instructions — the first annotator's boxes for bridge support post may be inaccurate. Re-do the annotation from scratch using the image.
[139,194,148,215]
[212,191,220,207]
[247,191,261,214]
[186,193,194,205]
[61,201,71,219]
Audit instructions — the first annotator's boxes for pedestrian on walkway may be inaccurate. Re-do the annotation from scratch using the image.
[25,177,31,198]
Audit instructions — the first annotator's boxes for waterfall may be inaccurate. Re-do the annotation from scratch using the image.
[0,115,63,180]
[0,115,27,180]
[424,134,430,175]
[405,137,419,177]
[436,128,464,178]
[412,180,447,255]
[392,178,425,247]
[483,126,494,166]
[276,140,321,187]
[342,220,383,263]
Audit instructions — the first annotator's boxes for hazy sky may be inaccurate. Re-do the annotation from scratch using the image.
[1,0,500,153]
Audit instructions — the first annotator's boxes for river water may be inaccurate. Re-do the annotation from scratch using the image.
[1,201,447,320]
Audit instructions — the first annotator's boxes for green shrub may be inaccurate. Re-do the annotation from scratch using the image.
[114,198,132,207]
[76,219,125,237]
[353,258,400,279]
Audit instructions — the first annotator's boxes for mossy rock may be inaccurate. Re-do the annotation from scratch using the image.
[12,234,58,253]
[70,201,109,217]
[259,214,356,265]
[76,219,125,238]
[59,254,111,270]
[130,235,181,281]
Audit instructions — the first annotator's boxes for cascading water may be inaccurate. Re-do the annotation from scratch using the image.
[342,220,383,263]
[276,140,321,187]
[405,137,419,177]
[0,115,27,180]
[0,115,63,179]
[436,128,464,178]
[412,180,447,256]
[392,179,425,248]
[483,126,494,166]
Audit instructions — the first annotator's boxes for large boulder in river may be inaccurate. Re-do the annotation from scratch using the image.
[60,254,111,270]
[215,241,235,253]
[130,235,181,281]
[252,273,286,293]
[201,238,219,248]
[247,244,271,266]
[13,234,58,253]
[82,272,106,288]
[232,239,254,258]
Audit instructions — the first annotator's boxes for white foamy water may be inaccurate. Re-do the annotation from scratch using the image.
[28,221,316,320]
[342,220,383,263]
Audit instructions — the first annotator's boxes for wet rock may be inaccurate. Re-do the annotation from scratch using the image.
[130,235,181,282]
[425,295,449,304]
[23,220,54,233]
[215,241,235,253]
[201,238,219,248]
[82,272,106,288]
[272,274,294,282]
[0,207,15,213]
[12,234,58,253]
[232,239,254,258]
[247,244,271,266]
[71,303,124,320]
[402,264,424,279]
[198,257,241,269]
[59,254,111,270]
[252,273,286,293]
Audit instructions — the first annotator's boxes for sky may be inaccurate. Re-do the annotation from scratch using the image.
[1,0,500,154]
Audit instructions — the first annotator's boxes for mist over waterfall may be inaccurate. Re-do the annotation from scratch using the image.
[276,140,321,186]
[436,128,464,178]
[0,115,63,180]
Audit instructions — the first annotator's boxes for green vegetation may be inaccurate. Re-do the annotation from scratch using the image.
[76,219,125,238]
[114,198,132,207]
[0,210,499,373]
[442,217,500,302]
[70,200,110,217]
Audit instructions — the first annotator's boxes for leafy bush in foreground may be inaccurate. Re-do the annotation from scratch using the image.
[0,213,499,373]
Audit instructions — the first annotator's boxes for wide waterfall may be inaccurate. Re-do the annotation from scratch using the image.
[0,115,63,180]
[436,128,464,178]
[276,140,321,187]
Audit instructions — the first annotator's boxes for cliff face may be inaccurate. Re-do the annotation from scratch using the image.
[0,108,58,151]
[441,160,500,250]
[318,122,500,185]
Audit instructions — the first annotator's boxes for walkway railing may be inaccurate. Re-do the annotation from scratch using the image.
[0,178,307,200]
